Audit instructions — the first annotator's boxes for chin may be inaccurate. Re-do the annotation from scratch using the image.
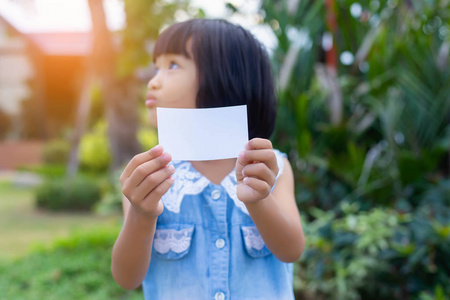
[148,110,158,128]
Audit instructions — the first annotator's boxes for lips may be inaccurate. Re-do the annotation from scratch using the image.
[146,92,157,107]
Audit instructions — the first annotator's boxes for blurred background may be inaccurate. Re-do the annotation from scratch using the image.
[0,0,449,299]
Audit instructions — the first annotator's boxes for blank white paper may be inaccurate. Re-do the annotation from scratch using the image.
[157,105,248,161]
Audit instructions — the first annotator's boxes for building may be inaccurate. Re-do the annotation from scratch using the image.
[0,0,125,169]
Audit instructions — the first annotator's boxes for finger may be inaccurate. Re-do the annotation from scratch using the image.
[121,145,164,181]
[129,164,175,202]
[243,177,271,198]
[126,152,172,189]
[245,138,273,150]
[239,149,278,173]
[142,176,175,208]
[242,163,275,187]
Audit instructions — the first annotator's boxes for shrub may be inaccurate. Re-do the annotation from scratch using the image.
[295,203,401,300]
[36,176,102,212]
[295,191,450,300]
[42,139,71,165]
[0,226,142,300]
[95,171,124,215]
[19,164,66,179]
[79,121,111,173]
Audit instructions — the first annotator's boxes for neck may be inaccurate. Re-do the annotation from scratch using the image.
[190,158,237,185]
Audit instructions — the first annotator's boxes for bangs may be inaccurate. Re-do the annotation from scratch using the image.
[153,22,194,61]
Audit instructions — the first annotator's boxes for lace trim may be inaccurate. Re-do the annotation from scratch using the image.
[161,151,286,215]
[161,161,209,213]
[153,228,194,254]
[222,173,249,215]
[242,226,265,251]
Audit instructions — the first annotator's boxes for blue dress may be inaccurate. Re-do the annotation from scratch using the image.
[142,150,295,300]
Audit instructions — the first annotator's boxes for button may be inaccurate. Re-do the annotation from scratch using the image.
[215,238,225,249]
[211,190,221,200]
[215,292,225,300]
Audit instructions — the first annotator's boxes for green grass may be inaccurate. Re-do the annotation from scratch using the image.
[0,180,121,261]
[0,224,143,300]
[0,179,144,299]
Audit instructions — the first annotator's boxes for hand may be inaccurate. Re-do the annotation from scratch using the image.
[120,145,175,219]
[235,138,279,204]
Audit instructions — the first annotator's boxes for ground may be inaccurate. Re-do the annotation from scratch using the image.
[0,175,121,261]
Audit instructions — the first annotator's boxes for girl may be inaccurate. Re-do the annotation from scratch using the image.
[112,19,305,300]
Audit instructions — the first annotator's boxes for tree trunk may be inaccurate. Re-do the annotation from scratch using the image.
[86,0,141,173]
[67,73,94,177]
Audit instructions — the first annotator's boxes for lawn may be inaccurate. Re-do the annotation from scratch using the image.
[0,178,121,261]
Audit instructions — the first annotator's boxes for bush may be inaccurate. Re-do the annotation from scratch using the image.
[79,121,111,173]
[295,191,450,300]
[19,164,66,179]
[95,171,124,215]
[0,227,142,300]
[36,176,102,211]
[42,139,71,165]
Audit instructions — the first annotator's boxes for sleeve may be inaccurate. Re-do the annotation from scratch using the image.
[271,149,288,192]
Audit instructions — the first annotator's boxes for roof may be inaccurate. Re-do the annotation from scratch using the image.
[27,32,92,56]
[0,0,123,56]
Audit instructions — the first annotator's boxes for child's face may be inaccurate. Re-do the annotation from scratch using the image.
[146,43,198,127]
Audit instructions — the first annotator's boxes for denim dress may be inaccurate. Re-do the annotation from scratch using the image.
[142,150,294,300]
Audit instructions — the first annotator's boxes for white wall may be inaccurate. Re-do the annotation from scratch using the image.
[0,20,33,117]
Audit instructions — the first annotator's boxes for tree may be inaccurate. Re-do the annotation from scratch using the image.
[68,0,190,175]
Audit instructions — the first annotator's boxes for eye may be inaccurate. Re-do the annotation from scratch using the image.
[169,62,179,69]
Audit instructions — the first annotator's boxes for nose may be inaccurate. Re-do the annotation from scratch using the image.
[148,72,161,90]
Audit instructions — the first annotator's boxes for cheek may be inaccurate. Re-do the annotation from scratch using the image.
[187,80,199,105]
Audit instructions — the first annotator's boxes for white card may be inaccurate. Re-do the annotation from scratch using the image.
[157,105,248,161]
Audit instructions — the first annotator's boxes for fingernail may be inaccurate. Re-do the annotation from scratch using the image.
[239,151,245,159]
[168,177,175,183]
[243,177,249,184]
[153,145,162,152]
[168,165,175,173]
[162,153,171,161]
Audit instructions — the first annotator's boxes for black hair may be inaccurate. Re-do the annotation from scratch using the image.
[153,19,277,139]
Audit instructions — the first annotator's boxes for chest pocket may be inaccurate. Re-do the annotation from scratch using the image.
[153,224,194,260]
[241,226,272,258]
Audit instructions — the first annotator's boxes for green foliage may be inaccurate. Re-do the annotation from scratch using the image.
[35,176,102,212]
[0,226,142,300]
[42,139,71,165]
[255,0,450,298]
[79,121,111,173]
[138,127,158,150]
[296,204,399,300]
[95,171,124,215]
[20,164,67,179]
[264,0,450,208]
[296,195,450,300]
[87,82,105,128]
[117,0,194,78]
